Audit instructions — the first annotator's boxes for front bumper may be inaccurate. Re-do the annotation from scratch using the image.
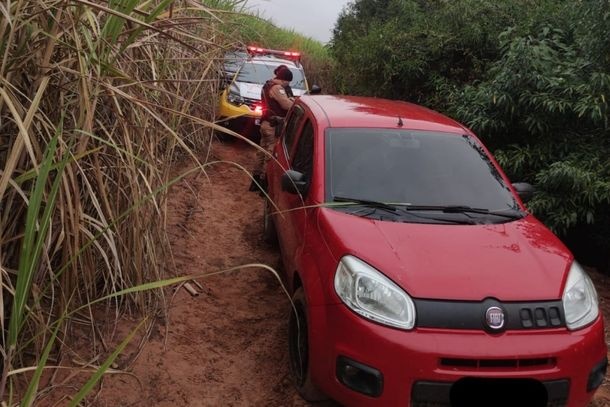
[309,303,607,407]
[216,93,262,140]
[217,89,262,120]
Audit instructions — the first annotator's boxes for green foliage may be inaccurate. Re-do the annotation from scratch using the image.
[451,25,610,242]
[7,127,71,361]
[330,0,553,101]
[452,27,609,143]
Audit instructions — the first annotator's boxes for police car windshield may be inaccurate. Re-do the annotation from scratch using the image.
[236,62,306,90]
[326,129,520,213]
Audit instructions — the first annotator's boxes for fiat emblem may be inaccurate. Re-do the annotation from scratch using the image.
[485,306,505,330]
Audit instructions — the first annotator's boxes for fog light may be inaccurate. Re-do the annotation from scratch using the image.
[587,357,608,392]
[336,356,383,397]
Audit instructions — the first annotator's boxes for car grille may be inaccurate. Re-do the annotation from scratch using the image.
[411,379,568,407]
[242,96,260,110]
[519,305,563,328]
[414,299,565,331]
[439,357,556,370]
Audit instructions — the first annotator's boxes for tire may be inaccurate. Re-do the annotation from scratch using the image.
[263,198,278,245]
[214,129,235,143]
[249,126,262,144]
[288,288,327,402]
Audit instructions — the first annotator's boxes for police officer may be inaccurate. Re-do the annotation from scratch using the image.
[249,65,295,192]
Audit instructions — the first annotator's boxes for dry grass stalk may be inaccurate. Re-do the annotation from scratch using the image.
[0,0,238,402]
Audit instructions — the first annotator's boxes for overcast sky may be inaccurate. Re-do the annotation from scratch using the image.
[244,0,352,44]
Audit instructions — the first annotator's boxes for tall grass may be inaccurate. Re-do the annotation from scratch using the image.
[0,0,232,402]
[0,0,335,402]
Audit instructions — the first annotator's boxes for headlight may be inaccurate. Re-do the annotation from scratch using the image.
[562,261,599,330]
[334,255,416,330]
[227,84,243,105]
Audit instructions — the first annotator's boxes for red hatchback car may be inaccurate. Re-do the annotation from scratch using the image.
[263,95,607,407]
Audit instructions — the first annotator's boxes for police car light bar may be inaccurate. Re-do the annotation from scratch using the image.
[247,46,301,61]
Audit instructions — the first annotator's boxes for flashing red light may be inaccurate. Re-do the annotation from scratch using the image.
[247,46,301,61]
[253,104,263,114]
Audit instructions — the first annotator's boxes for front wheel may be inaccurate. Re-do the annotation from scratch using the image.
[288,288,327,402]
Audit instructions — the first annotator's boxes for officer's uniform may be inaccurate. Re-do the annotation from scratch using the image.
[251,67,294,188]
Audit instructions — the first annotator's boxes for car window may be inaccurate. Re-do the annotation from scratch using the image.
[283,106,305,157]
[222,51,247,78]
[235,62,306,90]
[326,129,518,211]
[292,120,314,189]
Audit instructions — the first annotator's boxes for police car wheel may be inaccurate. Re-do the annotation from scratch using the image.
[214,129,235,143]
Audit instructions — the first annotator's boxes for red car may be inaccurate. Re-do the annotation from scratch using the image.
[264,95,607,407]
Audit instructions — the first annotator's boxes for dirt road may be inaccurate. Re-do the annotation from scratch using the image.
[94,139,308,406]
[94,139,609,406]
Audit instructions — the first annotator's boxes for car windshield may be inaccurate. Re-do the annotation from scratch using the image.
[326,129,520,216]
[222,52,247,75]
[236,61,306,90]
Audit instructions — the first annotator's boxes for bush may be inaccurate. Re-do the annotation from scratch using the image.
[448,26,610,263]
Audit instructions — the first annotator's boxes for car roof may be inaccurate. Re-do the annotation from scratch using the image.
[302,95,470,134]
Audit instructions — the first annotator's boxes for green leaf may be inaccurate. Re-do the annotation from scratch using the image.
[68,319,147,407]
[8,124,65,348]
[21,316,65,407]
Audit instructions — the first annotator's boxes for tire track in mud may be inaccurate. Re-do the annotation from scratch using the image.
[95,140,310,406]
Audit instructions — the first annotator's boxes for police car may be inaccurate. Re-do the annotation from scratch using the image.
[217,46,310,141]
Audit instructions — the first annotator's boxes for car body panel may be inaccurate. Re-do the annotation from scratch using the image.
[316,208,572,301]
[309,95,469,132]
[309,303,606,407]
[217,88,254,118]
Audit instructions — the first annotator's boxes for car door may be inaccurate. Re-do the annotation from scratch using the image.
[276,117,316,281]
[268,105,305,245]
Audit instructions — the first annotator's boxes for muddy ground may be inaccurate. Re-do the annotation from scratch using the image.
[87,139,609,406]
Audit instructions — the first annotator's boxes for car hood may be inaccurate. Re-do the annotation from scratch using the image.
[318,209,572,301]
[235,81,306,100]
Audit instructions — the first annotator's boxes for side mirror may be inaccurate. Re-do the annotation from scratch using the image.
[281,170,308,195]
[512,182,535,203]
[309,85,322,95]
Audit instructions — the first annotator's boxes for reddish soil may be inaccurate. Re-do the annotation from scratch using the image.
[89,139,314,406]
[88,139,608,406]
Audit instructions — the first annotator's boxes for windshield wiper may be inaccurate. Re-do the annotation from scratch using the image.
[404,205,524,219]
[332,196,397,212]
